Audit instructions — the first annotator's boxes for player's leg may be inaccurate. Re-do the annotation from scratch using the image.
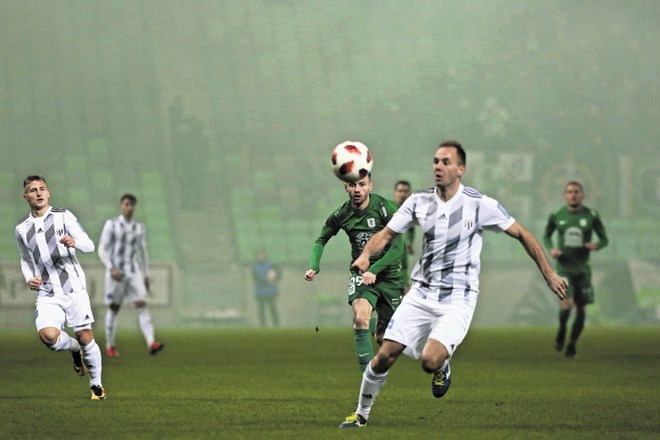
[351,297,375,372]
[424,301,476,398]
[566,272,592,357]
[340,289,429,428]
[68,292,105,400]
[556,276,575,351]
[339,339,405,429]
[35,299,84,375]
[373,278,404,346]
[104,274,122,357]
[348,275,378,371]
[129,275,163,354]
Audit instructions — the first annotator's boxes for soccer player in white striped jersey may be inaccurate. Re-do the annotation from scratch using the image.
[339,141,568,428]
[15,175,106,400]
[98,194,164,356]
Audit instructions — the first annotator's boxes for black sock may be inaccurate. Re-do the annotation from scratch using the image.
[557,309,570,342]
[569,309,586,346]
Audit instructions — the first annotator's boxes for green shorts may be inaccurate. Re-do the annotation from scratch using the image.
[346,273,404,335]
[560,269,594,306]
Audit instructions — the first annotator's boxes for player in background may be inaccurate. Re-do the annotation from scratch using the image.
[98,194,164,356]
[543,181,608,358]
[392,180,415,291]
[15,175,106,400]
[304,173,406,372]
[339,141,567,428]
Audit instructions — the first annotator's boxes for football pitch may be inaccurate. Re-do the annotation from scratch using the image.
[0,327,657,439]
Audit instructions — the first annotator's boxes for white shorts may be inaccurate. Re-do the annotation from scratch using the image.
[104,272,148,306]
[383,283,477,360]
[35,290,94,332]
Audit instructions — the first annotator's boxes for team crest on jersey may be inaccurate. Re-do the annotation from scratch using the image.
[367,218,376,228]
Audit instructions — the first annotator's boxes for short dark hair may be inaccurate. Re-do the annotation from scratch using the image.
[23,175,47,190]
[394,180,411,189]
[438,140,466,166]
[565,181,584,192]
[120,193,137,204]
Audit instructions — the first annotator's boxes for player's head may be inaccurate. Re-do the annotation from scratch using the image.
[120,193,138,219]
[345,173,372,209]
[392,180,412,207]
[434,140,466,188]
[564,181,584,210]
[22,175,50,212]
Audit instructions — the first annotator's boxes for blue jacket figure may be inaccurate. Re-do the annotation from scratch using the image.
[252,250,281,328]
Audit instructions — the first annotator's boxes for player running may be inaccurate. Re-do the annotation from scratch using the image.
[304,173,406,372]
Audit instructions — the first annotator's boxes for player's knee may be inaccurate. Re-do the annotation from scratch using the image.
[420,354,447,374]
[109,303,121,312]
[75,329,94,346]
[353,316,370,329]
[371,352,395,373]
[38,327,60,348]
[134,300,147,309]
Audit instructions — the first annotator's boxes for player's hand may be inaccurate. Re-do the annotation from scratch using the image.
[361,271,376,285]
[304,269,316,281]
[59,235,76,248]
[546,272,568,300]
[110,268,123,281]
[584,242,598,250]
[144,277,151,291]
[27,276,42,290]
[549,249,562,259]
[351,254,370,274]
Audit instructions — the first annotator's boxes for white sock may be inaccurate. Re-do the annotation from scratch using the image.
[356,363,388,419]
[50,332,81,352]
[105,309,118,348]
[138,307,155,346]
[82,339,103,387]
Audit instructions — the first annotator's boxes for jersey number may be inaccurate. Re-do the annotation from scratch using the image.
[348,276,364,295]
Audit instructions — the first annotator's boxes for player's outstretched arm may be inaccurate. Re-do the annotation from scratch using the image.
[505,222,567,300]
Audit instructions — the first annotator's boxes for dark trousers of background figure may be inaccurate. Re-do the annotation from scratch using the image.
[257,295,280,328]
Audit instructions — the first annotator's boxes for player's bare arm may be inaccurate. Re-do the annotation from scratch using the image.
[505,222,568,300]
[351,226,398,273]
[584,242,598,251]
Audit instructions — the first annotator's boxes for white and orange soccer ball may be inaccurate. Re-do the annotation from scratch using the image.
[330,141,373,182]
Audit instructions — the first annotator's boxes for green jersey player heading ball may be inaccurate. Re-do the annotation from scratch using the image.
[304,173,406,372]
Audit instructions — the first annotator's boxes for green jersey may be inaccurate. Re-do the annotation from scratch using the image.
[543,205,609,275]
[309,193,405,280]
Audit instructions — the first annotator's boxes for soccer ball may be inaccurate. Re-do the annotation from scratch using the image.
[330,141,373,182]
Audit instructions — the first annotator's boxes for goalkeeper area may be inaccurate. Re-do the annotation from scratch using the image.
[0,327,657,439]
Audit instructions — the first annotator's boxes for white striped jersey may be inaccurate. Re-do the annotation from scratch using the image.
[98,216,149,276]
[15,206,95,297]
[388,184,515,301]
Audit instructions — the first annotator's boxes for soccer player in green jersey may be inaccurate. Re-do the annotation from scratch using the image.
[544,181,609,357]
[392,180,415,291]
[304,174,406,372]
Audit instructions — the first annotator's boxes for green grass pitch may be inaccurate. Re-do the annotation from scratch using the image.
[0,326,658,439]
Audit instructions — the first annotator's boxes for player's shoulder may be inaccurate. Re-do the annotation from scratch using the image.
[332,200,353,218]
[583,205,602,218]
[15,213,30,229]
[462,186,484,199]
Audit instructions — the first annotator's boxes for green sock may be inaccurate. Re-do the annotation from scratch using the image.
[354,328,373,372]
